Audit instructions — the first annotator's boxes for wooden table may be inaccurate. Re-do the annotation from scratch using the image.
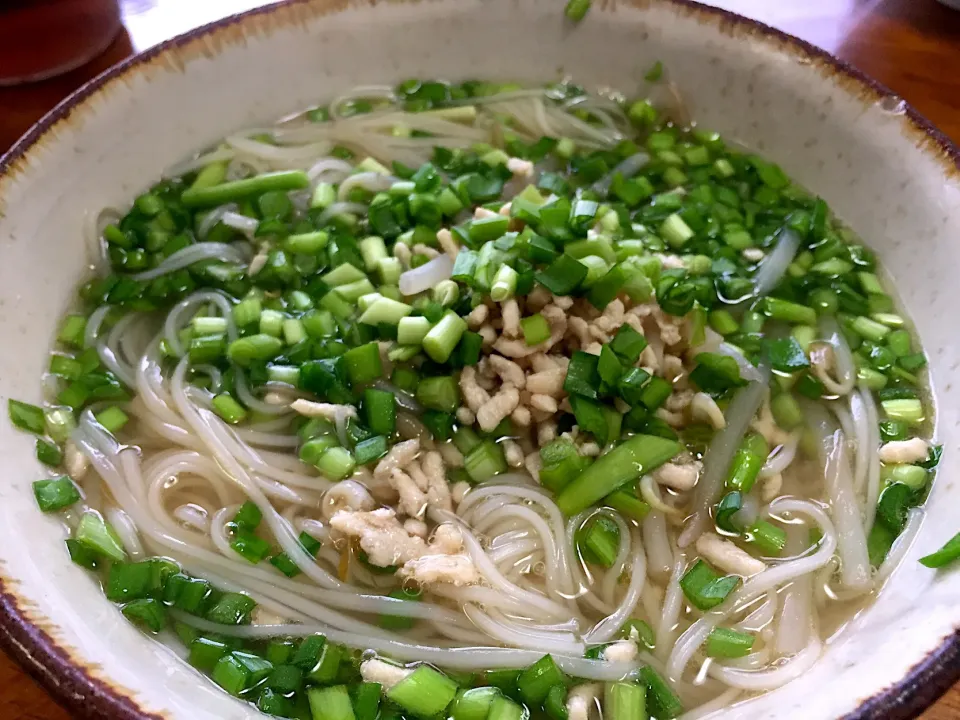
[1,0,959,717]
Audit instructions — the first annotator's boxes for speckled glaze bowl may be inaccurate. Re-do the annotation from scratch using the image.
[0,1,958,717]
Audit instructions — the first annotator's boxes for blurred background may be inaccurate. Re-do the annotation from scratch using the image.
[0,0,958,718]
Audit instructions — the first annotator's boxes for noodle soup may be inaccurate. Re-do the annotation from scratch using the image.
[9,75,939,719]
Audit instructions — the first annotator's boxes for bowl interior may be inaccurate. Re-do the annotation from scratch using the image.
[1,1,959,717]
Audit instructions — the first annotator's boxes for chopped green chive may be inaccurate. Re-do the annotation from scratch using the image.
[556,434,682,515]
[9,399,46,434]
[387,665,458,718]
[680,559,740,611]
[705,627,755,658]
[33,477,81,512]
[423,311,467,363]
[212,394,247,424]
[604,681,646,720]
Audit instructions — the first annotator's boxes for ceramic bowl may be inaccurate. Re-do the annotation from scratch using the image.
[1,1,959,718]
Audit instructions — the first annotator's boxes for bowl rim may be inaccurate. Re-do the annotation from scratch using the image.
[1,0,959,718]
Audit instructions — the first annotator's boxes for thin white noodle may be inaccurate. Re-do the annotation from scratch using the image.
[330,85,396,117]
[84,305,113,350]
[565,512,615,617]
[106,507,145,560]
[667,498,837,681]
[191,364,223,393]
[708,636,822,691]
[79,416,469,635]
[877,507,924,583]
[775,528,812,655]
[832,402,858,479]
[680,375,768,547]
[399,254,454,296]
[439,510,572,620]
[197,204,236,240]
[172,504,210,533]
[86,308,138,387]
[751,228,802,299]
[82,208,111,276]
[806,402,872,592]
[817,317,856,395]
[372,380,421,413]
[718,647,771,671]
[846,392,869,495]
[643,511,674,577]
[337,171,397,201]
[761,433,799,477]
[656,553,686,664]
[234,369,292,416]
[460,484,575,594]
[463,605,584,655]
[715,343,764,383]
[732,592,776,634]
[641,475,683,518]
[592,153,649,194]
[586,529,646,644]
[165,148,235,178]
[598,513,633,607]
[731,494,759,532]
[172,610,637,679]
[307,157,355,183]
[132,243,249,282]
[221,211,259,238]
[163,292,236,357]
[317,202,368,225]
[861,388,883,535]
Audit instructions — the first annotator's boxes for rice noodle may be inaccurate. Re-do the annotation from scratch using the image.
[106,507,145,560]
[221,211,259,238]
[709,637,822,690]
[715,343,764,383]
[592,153,649,194]
[668,498,837,682]
[165,148,236,178]
[640,475,683,518]
[337,171,397,201]
[805,402,872,592]
[730,494,759,531]
[132,243,250,282]
[761,433,799,477]
[680,373,769,547]
[307,157,355,183]
[656,553,687,664]
[171,610,636,679]
[877,507,923,583]
[732,592,776,634]
[196,204,236,239]
[163,291,237,357]
[816,317,856,396]
[750,228,802,299]
[399,254,454,296]
[860,388,882,535]
[83,208,115,276]
[234,369,292,416]
[372,380,421,413]
[774,529,812,655]
[317,202,368,225]
[642,511,674,578]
